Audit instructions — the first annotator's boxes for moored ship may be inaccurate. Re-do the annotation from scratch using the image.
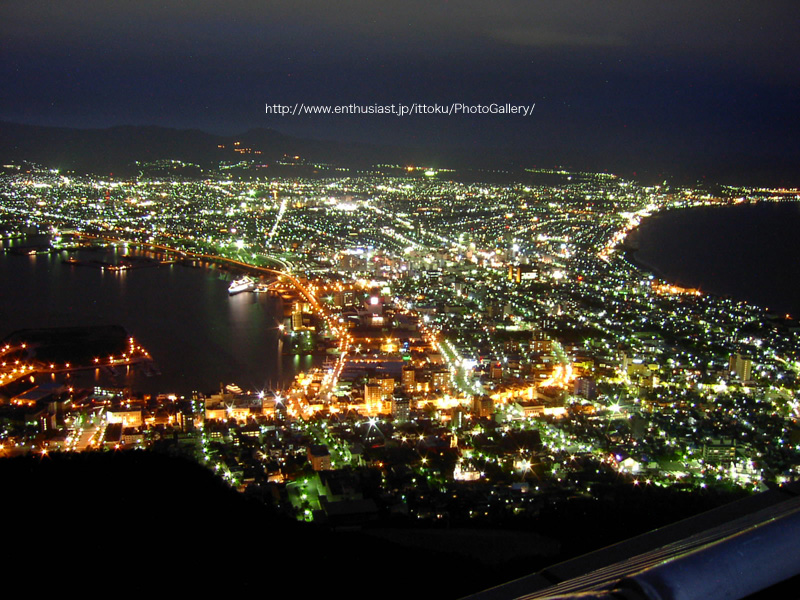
[228,276,255,295]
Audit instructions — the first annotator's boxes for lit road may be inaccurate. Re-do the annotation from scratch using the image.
[439,338,482,397]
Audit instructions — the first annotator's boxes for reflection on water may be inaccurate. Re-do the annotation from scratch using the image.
[0,238,320,396]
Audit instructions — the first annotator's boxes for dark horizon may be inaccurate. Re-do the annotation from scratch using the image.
[2,118,798,188]
[2,2,799,185]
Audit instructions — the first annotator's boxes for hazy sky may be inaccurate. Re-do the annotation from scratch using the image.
[2,1,798,181]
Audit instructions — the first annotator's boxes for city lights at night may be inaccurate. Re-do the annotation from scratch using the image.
[2,2,800,598]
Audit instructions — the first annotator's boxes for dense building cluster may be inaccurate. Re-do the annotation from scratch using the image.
[1,162,799,525]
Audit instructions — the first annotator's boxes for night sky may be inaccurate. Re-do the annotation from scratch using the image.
[2,1,799,181]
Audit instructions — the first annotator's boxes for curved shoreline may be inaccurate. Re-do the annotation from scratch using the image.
[623,201,800,316]
[0,237,317,396]
[624,247,672,286]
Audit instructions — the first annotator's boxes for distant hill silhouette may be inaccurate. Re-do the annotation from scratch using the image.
[0,120,489,176]
[3,120,797,185]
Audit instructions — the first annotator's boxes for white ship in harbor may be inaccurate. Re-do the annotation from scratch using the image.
[228,276,256,295]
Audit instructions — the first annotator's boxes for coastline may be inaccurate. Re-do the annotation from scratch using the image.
[0,237,314,397]
[623,201,800,317]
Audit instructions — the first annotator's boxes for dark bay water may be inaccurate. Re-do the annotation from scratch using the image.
[634,201,800,317]
[0,239,314,396]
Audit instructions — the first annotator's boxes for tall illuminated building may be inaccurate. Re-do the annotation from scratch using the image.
[728,353,752,382]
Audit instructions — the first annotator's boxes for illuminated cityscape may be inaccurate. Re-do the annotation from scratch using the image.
[2,161,799,532]
[3,3,800,596]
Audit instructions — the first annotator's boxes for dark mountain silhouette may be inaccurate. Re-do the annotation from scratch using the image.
[0,120,500,176]
[3,120,796,185]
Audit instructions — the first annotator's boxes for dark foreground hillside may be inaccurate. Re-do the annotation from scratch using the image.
[0,451,746,598]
